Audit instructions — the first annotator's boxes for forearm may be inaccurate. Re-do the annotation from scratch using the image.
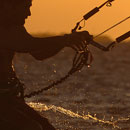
[1,34,67,53]
[31,35,66,51]
[30,36,67,60]
[0,26,67,53]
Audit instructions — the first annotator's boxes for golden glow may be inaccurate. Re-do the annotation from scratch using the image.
[25,0,130,38]
[28,102,130,129]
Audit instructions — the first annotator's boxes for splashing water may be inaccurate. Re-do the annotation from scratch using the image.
[28,102,130,129]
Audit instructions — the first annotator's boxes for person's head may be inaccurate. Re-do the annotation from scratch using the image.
[0,0,32,26]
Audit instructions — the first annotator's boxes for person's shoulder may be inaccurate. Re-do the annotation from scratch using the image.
[12,26,33,39]
[9,26,28,35]
[0,25,26,35]
[0,25,32,43]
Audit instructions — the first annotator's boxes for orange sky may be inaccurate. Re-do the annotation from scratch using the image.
[25,0,130,39]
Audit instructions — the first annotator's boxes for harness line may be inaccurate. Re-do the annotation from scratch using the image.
[24,0,130,98]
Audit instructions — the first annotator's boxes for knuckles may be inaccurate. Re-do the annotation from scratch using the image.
[71,31,93,42]
[64,31,93,47]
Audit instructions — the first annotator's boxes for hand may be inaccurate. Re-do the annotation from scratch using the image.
[64,31,93,48]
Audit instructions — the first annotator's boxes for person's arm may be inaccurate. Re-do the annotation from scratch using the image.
[0,26,93,60]
[0,26,68,60]
[29,36,67,60]
[1,26,66,51]
[29,31,93,60]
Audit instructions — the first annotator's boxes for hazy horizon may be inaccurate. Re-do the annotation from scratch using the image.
[25,0,130,39]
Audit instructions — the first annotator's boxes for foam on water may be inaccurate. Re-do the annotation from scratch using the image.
[28,102,130,129]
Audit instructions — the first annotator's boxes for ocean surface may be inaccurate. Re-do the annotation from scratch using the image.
[13,38,130,130]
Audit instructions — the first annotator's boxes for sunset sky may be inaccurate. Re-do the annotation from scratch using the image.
[25,0,130,39]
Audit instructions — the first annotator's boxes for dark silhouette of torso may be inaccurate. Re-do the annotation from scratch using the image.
[0,1,92,130]
[0,24,66,91]
[0,26,30,89]
[0,1,67,129]
[0,50,14,86]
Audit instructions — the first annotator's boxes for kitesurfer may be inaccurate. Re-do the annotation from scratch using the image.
[0,0,93,129]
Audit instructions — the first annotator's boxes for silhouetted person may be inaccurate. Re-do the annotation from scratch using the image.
[0,0,93,130]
